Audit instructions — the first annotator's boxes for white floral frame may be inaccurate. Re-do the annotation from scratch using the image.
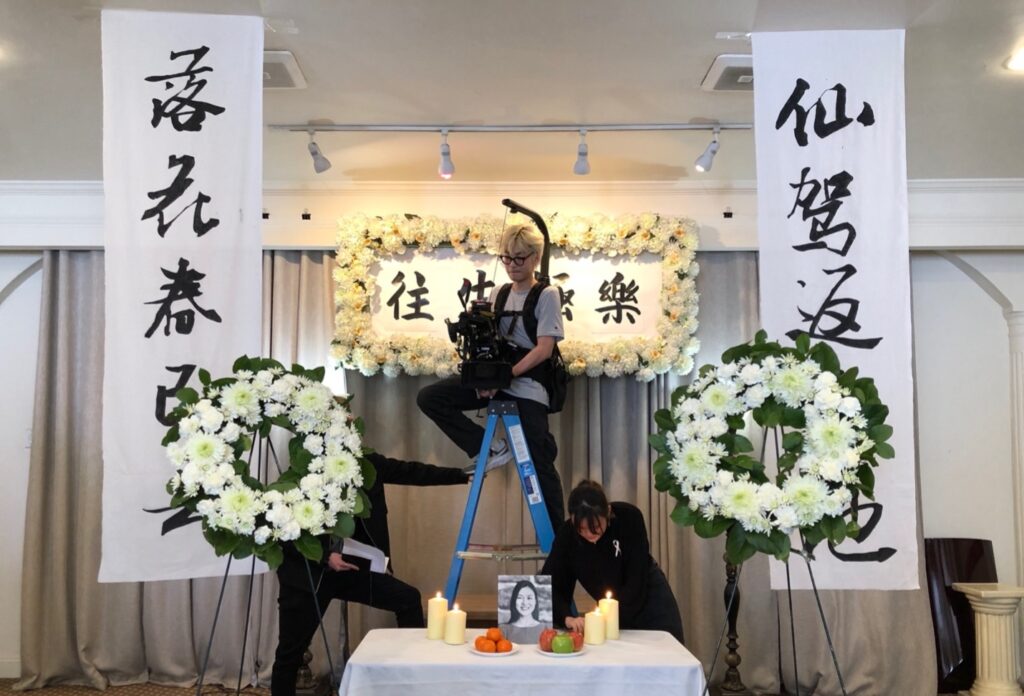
[332,212,701,381]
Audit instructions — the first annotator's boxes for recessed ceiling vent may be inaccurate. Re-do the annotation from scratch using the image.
[700,54,753,92]
[263,50,307,89]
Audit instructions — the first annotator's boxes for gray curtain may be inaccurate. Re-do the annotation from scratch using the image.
[19,249,935,695]
[17,250,339,689]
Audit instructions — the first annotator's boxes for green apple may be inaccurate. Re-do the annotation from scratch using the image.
[551,633,574,654]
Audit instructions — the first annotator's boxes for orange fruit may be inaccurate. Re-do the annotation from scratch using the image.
[479,639,497,653]
[474,635,490,651]
[496,639,513,653]
[486,627,503,642]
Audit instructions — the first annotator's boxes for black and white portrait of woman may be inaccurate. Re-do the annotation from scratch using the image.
[497,574,552,644]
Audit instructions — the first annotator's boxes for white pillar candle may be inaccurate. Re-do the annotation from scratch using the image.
[584,607,606,645]
[443,603,467,645]
[427,592,447,640]
[598,592,620,639]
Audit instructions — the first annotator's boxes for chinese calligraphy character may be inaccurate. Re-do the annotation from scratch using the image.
[155,363,196,426]
[141,154,220,238]
[144,257,223,338]
[146,46,225,132]
[828,502,896,563]
[787,265,881,349]
[469,270,494,302]
[386,271,434,321]
[776,79,875,147]
[788,167,856,256]
[553,273,575,321]
[596,272,641,325]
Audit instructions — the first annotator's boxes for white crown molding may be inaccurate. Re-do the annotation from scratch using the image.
[1,178,1021,250]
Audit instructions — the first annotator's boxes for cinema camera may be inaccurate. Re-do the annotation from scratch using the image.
[445,199,552,390]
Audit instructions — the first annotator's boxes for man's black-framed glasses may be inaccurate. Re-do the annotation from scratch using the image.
[499,252,535,267]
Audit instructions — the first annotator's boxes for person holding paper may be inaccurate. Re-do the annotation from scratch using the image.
[541,479,685,643]
[271,451,469,696]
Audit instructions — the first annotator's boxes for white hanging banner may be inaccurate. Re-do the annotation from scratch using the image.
[754,30,919,590]
[100,10,263,582]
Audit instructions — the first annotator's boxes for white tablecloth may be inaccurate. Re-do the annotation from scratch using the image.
[339,628,706,696]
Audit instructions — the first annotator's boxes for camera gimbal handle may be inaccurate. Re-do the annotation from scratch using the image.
[501,198,550,284]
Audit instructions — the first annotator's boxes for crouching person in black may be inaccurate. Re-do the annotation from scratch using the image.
[270,452,468,696]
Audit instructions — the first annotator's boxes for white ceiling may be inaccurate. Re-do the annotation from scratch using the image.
[1,0,1022,182]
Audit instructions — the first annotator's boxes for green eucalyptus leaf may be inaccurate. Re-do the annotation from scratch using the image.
[873,442,896,459]
[176,387,199,405]
[294,533,324,562]
[670,502,699,527]
[332,513,356,539]
[654,409,675,432]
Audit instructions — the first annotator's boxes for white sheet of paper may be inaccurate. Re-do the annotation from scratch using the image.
[343,538,389,573]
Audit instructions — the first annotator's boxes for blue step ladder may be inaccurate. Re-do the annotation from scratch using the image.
[444,399,556,606]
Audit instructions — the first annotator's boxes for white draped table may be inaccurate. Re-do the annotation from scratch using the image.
[338,628,705,696]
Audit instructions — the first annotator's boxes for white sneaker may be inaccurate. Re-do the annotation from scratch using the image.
[485,439,515,471]
[462,439,515,475]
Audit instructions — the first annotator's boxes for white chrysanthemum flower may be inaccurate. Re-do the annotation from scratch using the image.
[324,452,362,484]
[186,433,230,467]
[784,476,830,526]
[294,385,332,415]
[818,457,844,482]
[196,403,224,433]
[814,372,838,390]
[838,396,861,418]
[179,416,200,436]
[669,442,719,488]
[700,381,740,416]
[814,389,842,411]
[773,505,799,532]
[254,526,272,545]
[744,384,768,408]
[739,364,765,385]
[220,422,242,443]
[771,366,815,408]
[292,500,326,531]
[220,381,260,420]
[167,441,187,467]
[221,486,260,517]
[304,434,324,455]
[808,415,857,457]
[720,480,765,531]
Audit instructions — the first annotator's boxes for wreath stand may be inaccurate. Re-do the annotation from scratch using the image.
[191,439,341,696]
[701,428,850,696]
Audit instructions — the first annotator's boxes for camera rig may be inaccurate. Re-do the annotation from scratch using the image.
[445,199,551,390]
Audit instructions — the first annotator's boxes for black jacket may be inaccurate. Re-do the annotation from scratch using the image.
[277,452,468,591]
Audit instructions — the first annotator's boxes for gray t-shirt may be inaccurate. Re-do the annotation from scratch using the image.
[489,284,564,407]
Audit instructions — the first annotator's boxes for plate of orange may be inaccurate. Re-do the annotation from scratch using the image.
[470,629,519,657]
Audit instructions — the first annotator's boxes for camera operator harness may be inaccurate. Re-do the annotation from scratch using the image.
[442,199,563,607]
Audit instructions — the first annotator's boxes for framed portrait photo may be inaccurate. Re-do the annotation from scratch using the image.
[497,574,552,644]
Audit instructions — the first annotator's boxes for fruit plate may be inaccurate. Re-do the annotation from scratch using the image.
[535,645,587,658]
[469,643,520,657]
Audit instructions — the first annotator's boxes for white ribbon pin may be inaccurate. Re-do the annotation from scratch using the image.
[613,540,622,557]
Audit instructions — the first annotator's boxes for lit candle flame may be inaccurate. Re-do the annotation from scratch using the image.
[436,591,442,598]
[453,603,460,611]
[606,591,612,600]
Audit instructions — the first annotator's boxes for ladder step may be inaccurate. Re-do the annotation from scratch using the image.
[460,544,548,562]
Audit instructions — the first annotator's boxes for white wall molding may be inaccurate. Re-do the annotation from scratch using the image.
[1,178,1022,250]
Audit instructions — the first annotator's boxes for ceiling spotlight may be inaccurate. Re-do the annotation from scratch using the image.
[694,128,720,173]
[1006,48,1024,71]
[573,129,590,176]
[307,131,331,174]
[438,129,455,179]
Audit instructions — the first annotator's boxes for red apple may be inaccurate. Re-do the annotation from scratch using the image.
[569,630,584,652]
[538,628,558,652]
